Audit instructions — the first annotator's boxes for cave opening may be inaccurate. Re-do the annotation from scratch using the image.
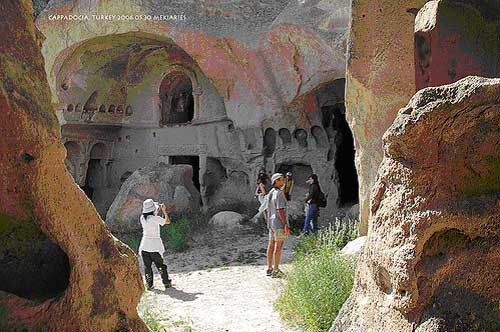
[322,104,359,207]
[160,72,194,125]
[0,215,70,301]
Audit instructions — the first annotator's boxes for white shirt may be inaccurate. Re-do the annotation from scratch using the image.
[138,215,166,255]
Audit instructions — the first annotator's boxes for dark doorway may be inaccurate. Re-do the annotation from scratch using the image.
[170,155,200,191]
[160,72,194,125]
[81,143,107,200]
[275,163,313,199]
[322,104,359,206]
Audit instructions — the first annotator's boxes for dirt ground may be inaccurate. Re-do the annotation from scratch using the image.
[138,223,299,332]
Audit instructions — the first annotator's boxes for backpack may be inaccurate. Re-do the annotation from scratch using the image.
[318,190,327,208]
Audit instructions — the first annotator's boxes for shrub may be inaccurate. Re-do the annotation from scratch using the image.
[276,224,358,332]
[161,216,192,252]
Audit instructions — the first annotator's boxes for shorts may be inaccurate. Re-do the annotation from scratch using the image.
[269,228,287,242]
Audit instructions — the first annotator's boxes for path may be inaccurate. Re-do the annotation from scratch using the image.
[138,224,299,332]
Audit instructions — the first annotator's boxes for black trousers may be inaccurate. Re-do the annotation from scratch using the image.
[141,251,170,287]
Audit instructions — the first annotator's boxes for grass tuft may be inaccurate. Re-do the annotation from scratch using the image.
[276,220,358,332]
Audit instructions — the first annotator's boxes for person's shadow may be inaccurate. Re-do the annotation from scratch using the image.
[151,287,202,302]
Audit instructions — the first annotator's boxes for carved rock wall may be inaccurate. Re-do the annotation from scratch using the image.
[331,76,500,332]
[0,1,147,331]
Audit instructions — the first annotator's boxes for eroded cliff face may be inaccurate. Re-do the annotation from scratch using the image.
[0,1,147,331]
[347,0,500,234]
[331,76,500,332]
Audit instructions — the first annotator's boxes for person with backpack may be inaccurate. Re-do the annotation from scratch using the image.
[300,174,325,235]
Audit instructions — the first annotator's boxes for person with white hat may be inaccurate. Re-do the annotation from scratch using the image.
[263,173,290,278]
[139,198,172,290]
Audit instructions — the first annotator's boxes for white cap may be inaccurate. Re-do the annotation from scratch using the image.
[142,199,159,213]
[271,173,284,184]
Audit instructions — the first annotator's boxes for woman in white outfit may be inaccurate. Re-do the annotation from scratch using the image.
[139,198,172,290]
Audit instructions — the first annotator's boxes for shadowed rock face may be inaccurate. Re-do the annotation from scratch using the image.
[331,76,500,332]
[347,0,500,234]
[0,1,147,331]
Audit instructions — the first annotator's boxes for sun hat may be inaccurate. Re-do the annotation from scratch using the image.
[142,198,159,214]
[271,173,284,184]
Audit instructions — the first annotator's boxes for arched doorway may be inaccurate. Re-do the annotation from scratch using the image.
[159,72,194,125]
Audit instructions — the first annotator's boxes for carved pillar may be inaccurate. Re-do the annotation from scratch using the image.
[199,153,208,210]
[192,86,203,121]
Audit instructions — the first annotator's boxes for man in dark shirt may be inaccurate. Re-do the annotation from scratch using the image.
[301,174,321,235]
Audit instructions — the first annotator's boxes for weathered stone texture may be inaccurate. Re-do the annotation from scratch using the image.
[0,1,147,331]
[346,0,428,234]
[348,0,500,234]
[331,76,500,332]
[415,0,500,90]
[36,0,357,222]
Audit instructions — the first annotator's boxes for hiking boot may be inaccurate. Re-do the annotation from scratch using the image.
[266,268,273,277]
[164,279,172,288]
[271,269,285,279]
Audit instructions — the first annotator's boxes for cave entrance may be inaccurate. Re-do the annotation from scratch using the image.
[0,215,70,301]
[170,155,200,192]
[322,103,359,207]
[160,72,194,125]
[81,143,110,217]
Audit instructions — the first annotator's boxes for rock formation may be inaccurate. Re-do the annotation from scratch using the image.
[36,0,358,222]
[347,0,500,234]
[0,1,147,331]
[106,164,201,233]
[331,76,500,332]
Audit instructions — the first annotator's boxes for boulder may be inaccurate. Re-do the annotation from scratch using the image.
[209,211,248,230]
[0,1,147,331]
[331,77,500,332]
[339,236,366,258]
[106,164,201,233]
[345,203,359,220]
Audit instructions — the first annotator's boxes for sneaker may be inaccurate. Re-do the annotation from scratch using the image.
[266,268,273,276]
[271,269,285,279]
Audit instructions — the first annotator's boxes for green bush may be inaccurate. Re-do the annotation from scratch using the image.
[161,216,193,252]
[277,224,358,332]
